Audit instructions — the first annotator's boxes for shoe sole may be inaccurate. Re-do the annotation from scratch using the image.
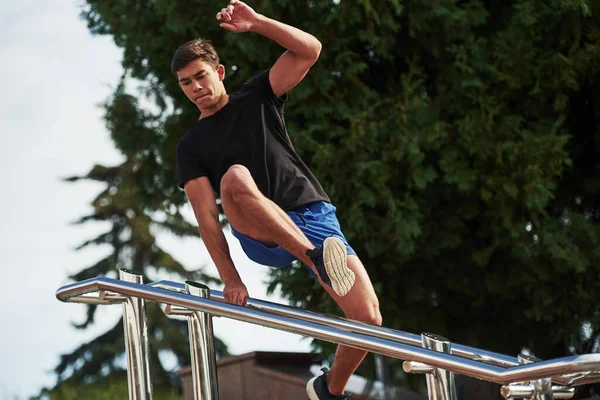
[306,376,319,400]
[323,237,355,297]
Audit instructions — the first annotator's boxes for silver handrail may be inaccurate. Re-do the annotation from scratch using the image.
[149,280,519,367]
[146,280,599,388]
[55,275,600,387]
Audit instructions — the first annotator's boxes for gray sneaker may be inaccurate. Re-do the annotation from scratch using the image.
[306,237,355,296]
[307,368,352,399]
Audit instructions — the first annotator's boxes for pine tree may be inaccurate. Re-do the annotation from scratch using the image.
[47,86,228,393]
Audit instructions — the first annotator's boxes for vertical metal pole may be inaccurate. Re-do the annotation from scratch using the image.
[532,378,554,400]
[421,333,457,400]
[186,281,219,400]
[374,354,390,400]
[119,269,153,400]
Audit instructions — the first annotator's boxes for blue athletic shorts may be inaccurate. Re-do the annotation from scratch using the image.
[231,201,356,277]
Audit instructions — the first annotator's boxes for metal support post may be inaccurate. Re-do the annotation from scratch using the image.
[421,333,458,400]
[532,378,554,400]
[186,281,219,400]
[521,354,554,400]
[500,354,565,400]
[119,269,153,400]
[375,354,390,400]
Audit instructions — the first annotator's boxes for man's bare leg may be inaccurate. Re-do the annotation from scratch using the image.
[321,255,382,395]
[221,164,376,394]
[221,165,355,296]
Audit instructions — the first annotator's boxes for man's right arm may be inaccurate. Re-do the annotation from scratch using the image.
[184,176,249,305]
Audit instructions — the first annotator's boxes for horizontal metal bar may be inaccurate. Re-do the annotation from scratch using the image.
[149,280,517,367]
[149,281,600,387]
[56,277,600,385]
[64,292,122,305]
[100,291,128,302]
[501,384,574,399]
[403,361,435,374]
[563,371,600,386]
[165,304,194,316]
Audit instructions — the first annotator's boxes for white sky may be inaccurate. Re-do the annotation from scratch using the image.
[0,1,311,398]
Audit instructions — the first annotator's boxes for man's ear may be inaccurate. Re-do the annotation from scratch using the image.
[217,64,226,81]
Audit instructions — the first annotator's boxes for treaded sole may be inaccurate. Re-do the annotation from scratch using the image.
[323,237,355,297]
[306,376,319,400]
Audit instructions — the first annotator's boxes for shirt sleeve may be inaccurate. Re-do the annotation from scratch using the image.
[243,69,288,107]
[176,133,207,189]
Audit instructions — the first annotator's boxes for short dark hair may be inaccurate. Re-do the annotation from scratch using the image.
[171,39,220,75]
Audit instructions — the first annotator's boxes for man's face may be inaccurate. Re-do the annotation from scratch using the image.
[177,59,225,109]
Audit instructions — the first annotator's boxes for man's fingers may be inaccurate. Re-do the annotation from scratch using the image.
[220,7,232,21]
[238,292,244,305]
[236,290,248,306]
[230,290,241,305]
[226,293,238,305]
[219,23,236,32]
[224,286,248,305]
[217,1,241,24]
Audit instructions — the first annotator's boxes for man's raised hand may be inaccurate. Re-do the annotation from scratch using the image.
[216,0,259,33]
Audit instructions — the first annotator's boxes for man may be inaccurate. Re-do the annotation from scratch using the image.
[173,1,382,399]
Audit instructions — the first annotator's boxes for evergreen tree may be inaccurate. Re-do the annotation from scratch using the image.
[47,85,228,394]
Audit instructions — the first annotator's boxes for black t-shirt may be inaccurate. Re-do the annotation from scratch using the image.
[176,70,330,211]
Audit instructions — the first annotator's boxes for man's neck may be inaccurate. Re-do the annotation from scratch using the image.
[199,93,229,119]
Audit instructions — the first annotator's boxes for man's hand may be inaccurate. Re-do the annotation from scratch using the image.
[216,0,260,33]
[223,279,249,306]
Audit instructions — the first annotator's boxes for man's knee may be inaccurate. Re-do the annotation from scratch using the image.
[365,304,383,326]
[350,297,383,326]
[220,165,254,201]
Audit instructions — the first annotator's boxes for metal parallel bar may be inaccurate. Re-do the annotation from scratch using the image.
[564,373,600,386]
[55,276,600,386]
[149,281,600,388]
[119,270,153,400]
[149,281,518,367]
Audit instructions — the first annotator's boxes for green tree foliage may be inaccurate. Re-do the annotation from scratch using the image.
[65,0,599,397]
[48,85,228,393]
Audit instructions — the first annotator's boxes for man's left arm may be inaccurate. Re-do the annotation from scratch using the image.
[217,0,322,96]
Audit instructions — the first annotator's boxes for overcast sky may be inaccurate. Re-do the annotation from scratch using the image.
[0,1,311,398]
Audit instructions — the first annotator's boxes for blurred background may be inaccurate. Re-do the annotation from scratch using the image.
[1,0,598,399]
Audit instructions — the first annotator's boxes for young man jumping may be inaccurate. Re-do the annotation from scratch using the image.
[173,1,382,398]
